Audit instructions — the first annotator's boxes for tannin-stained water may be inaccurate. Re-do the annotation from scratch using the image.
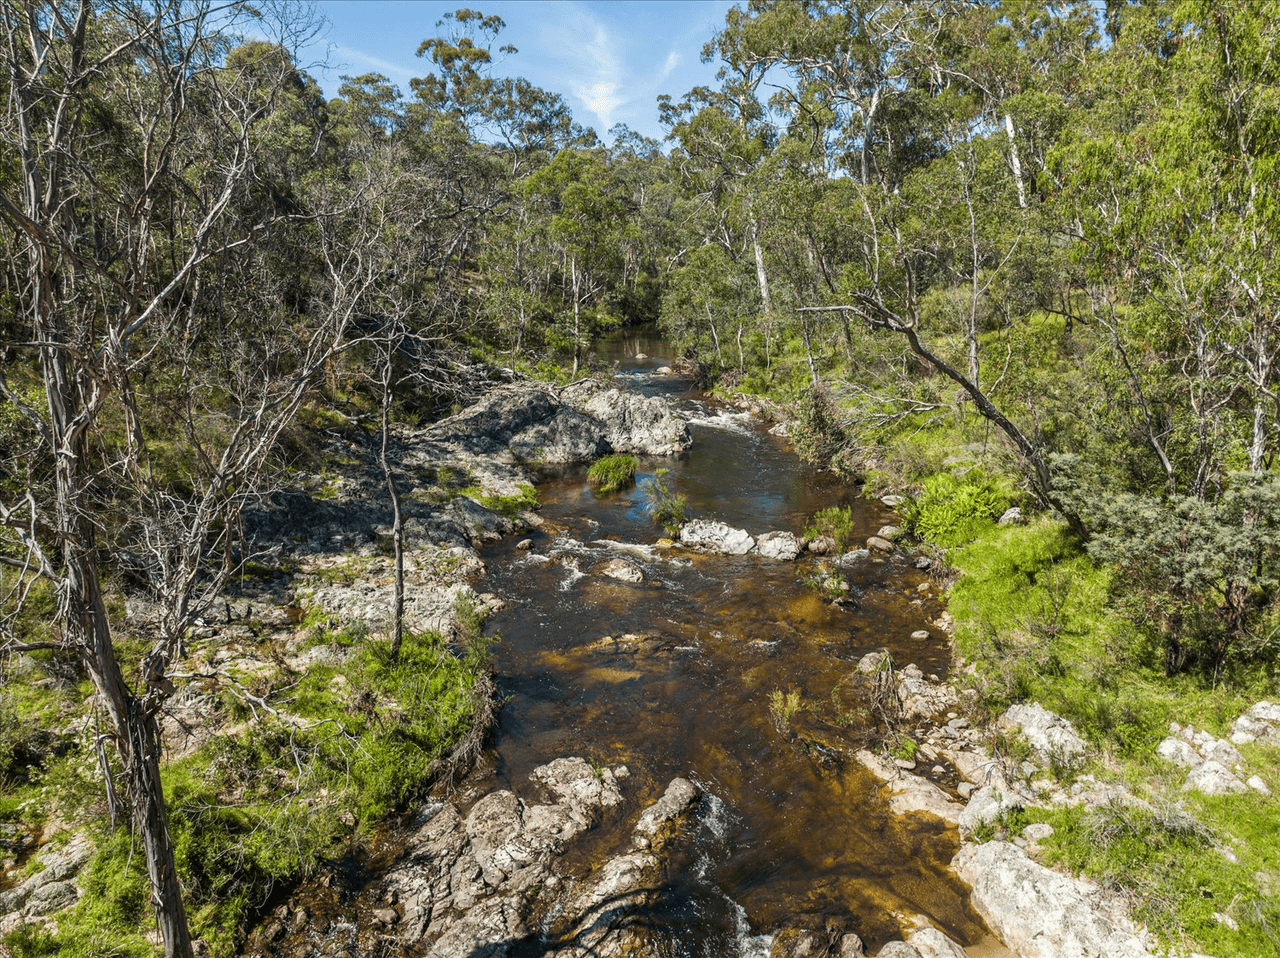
[474,331,989,955]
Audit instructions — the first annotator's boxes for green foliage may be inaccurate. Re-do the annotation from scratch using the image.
[1084,475,1280,677]
[804,505,853,554]
[788,388,854,474]
[586,453,638,494]
[1028,799,1280,957]
[15,619,488,958]
[461,483,538,518]
[904,469,1009,547]
[642,468,688,536]
[769,689,803,734]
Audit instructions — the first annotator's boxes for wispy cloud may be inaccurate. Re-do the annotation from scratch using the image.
[535,4,628,131]
[328,42,416,89]
[658,50,680,85]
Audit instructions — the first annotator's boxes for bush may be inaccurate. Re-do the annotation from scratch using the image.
[804,505,854,554]
[904,469,1008,546]
[586,453,638,494]
[642,468,687,536]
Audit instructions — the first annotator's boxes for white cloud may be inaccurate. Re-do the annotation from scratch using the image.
[534,4,628,130]
[329,42,416,88]
[658,50,680,84]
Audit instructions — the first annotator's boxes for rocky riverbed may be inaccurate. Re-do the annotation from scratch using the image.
[7,368,1275,958]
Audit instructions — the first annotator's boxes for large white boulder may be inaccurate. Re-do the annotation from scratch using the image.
[999,703,1088,766]
[953,841,1155,958]
[678,519,755,555]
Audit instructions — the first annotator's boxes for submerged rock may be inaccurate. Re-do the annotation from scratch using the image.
[596,557,644,582]
[855,749,963,825]
[953,841,1155,958]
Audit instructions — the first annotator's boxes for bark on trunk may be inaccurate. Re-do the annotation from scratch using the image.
[381,342,406,661]
[1004,112,1027,209]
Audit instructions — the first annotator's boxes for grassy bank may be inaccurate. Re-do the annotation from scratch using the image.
[771,384,1280,956]
[3,601,493,958]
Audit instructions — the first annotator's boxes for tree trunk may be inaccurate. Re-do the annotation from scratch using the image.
[705,302,723,366]
[1004,112,1028,209]
[380,339,405,661]
[571,255,582,376]
[748,213,772,316]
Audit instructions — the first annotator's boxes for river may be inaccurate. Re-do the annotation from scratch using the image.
[473,331,992,956]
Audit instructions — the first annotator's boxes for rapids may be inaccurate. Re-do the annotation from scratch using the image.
[472,331,991,955]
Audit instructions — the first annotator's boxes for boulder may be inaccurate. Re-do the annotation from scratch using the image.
[1183,760,1247,795]
[1156,736,1200,768]
[757,531,802,561]
[997,507,1023,525]
[807,535,836,555]
[999,703,1088,767]
[857,651,888,675]
[903,927,967,958]
[866,536,895,553]
[679,520,755,555]
[876,944,923,958]
[839,933,866,957]
[1231,700,1280,745]
[953,841,1155,958]
[596,558,643,583]
[834,549,870,569]
[632,778,700,850]
[579,388,692,457]
[959,783,1027,835]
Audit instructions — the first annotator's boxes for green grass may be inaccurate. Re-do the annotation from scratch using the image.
[4,610,490,958]
[945,517,1280,956]
[587,453,638,494]
[459,482,538,518]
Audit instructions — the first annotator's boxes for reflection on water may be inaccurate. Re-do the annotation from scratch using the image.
[477,330,985,954]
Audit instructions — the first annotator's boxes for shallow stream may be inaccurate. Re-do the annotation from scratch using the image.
[473,332,992,955]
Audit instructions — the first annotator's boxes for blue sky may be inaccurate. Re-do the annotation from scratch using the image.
[301,1,738,143]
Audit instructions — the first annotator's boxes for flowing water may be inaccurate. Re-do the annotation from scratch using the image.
[474,331,991,955]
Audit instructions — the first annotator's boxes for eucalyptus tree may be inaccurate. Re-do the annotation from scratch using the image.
[0,5,351,955]
[522,147,626,373]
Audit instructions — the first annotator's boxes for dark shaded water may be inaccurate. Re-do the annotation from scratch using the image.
[474,331,987,955]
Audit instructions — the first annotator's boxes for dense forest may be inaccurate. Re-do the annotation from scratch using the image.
[3,1,1280,957]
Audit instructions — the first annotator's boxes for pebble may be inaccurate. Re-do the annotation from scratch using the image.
[911,629,930,640]
[516,538,533,550]
[1247,775,1271,796]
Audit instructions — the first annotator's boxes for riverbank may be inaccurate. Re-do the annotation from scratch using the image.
[727,384,1280,958]
[0,375,692,957]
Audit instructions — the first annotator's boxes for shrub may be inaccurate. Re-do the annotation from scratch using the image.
[804,505,854,554]
[586,453,638,494]
[903,469,1008,546]
[642,468,687,536]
